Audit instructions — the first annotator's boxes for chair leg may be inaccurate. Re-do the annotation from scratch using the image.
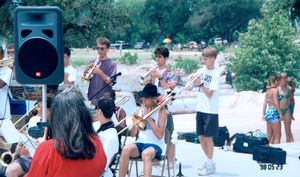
[128,160,133,177]
[135,160,138,177]
[161,158,166,177]
[167,158,170,177]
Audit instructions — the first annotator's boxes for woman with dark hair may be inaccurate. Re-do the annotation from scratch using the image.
[25,91,107,177]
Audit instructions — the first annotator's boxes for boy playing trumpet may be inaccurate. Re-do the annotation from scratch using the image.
[192,47,220,176]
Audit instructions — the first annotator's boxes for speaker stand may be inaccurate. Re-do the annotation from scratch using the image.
[41,85,47,122]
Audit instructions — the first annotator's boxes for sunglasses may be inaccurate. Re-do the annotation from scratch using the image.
[7,51,14,55]
[95,47,107,51]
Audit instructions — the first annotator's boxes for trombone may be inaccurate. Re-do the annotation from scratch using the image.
[116,91,176,135]
[0,57,14,67]
[115,95,131,108]
[82,56,101,81]
[14,104,39,132]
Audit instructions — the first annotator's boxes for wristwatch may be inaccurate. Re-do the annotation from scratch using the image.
[158,75,163,80]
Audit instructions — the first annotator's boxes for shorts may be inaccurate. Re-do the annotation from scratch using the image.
[196,112,219,137]
[135,143,163,160]
[265,107,280,123]
[17,155,32,173]
[165,113,174,143]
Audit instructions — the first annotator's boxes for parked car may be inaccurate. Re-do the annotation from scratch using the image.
[188,41,198,50]
[110,41,130,49]
[293,39,300,46]
[214,38,222,45]
[133,42,146,49]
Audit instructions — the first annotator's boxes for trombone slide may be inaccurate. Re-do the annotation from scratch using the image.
[117,91,175,135]
[115,95,131,108]
[13,104,38,129]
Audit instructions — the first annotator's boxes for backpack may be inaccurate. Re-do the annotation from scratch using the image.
[213,126,230,147]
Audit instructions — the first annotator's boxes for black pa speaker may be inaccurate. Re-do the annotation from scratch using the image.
[14,6,63,84]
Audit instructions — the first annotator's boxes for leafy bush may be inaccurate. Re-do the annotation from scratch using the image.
[230,1,300,91]
[118,52,138,64]
[175,57,200,74]
[71,59,89,67]
[208,44,225,52]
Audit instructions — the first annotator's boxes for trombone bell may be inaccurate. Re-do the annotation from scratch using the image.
[132,114,147,131]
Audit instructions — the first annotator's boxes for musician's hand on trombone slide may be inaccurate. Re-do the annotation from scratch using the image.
[131,114,147,131]
[37,127,48,145]
[16,144,30,157]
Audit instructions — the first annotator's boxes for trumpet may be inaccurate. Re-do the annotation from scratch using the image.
[117,91,176,135]
[0,57,14,67]
[139,66,158,85]
[183,72,202,90]
[82,56,101,81]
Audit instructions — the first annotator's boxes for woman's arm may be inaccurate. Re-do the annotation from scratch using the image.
[273,89,283,119]
[262,93,267,120]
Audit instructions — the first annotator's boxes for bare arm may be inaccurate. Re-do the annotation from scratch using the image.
[63,73,74,85]
[200,85,214,98]
[130,124,138,137]
[0,80,6,88]
[147,107,167,139]
[262,94,267,119]
[93,67,112,85]
[290,88,295,119]
[273,89,283,119]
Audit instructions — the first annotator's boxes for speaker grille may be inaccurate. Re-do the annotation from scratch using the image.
[18,38,58,79]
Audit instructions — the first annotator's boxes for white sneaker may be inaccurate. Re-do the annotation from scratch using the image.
[198,162,216,170]
[198,162,209,171]
[198,165,215,176]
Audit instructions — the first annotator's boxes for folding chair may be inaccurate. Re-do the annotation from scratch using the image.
[107,129,130,177]
[128,129,171,177]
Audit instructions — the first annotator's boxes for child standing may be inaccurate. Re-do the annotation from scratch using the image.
[193,47,220,176]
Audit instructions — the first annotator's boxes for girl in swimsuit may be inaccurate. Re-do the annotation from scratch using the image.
[262,75,282,144]
[287,77,295,120]
[279,73,294,142]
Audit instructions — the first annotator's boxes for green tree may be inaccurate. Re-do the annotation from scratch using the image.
[0,0,130,47]
[188,0,263,42]
[143,0,195,41]
[230,0,300,91]
[114,0,161,44]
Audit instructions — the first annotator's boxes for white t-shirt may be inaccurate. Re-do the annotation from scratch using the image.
[195,67,220,114]
[98,127,119,177]
[28,115,41,129]
[0,66,12,119]
[136,110,165,151]
[64,65,77,85]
